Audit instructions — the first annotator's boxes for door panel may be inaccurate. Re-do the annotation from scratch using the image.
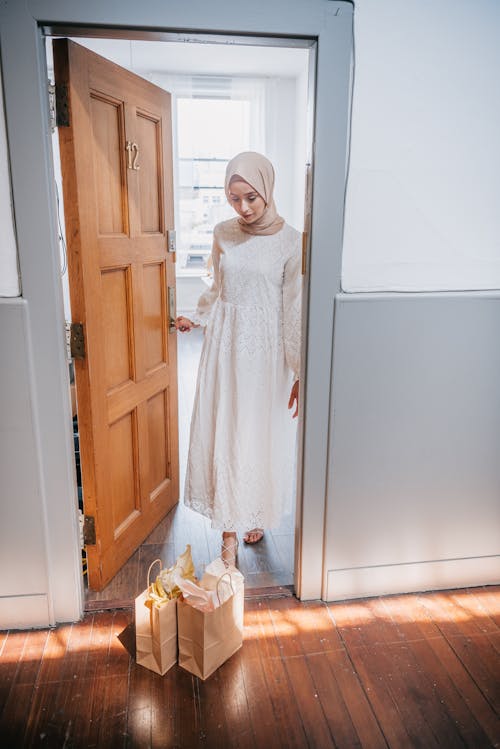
[54,39,179,590]
[90,94,128,235]
[147,389,170,491]
[136,112,163,233]
[101,267,133,389]
[108,411,139,529]
[143,262,166,372]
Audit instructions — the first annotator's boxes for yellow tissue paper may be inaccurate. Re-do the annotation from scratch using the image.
[146,544,197,606]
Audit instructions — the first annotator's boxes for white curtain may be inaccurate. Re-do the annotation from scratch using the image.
[150,73,266,153]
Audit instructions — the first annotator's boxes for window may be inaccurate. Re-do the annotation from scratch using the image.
[174,82,265,276]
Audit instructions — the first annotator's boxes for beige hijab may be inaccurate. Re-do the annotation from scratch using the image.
[225,151,285,236]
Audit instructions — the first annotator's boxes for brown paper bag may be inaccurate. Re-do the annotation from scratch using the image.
[177,571,244,680]
[135,560,177,675]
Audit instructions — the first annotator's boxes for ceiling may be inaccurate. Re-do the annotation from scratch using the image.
[45,37,310,79]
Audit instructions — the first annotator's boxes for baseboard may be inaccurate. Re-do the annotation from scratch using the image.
[244,585,294,600]
[85,598,133,612]
[0,594,50,630]
[326,555,500,601]
[84,585,295,612]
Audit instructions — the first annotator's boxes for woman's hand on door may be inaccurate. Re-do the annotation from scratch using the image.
[288,380,299,418]
[175,316,199,333]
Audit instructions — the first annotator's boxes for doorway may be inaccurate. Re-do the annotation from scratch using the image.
[45,32,315,607]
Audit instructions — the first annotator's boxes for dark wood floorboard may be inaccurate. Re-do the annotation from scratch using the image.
[1,586,499,748]
[85,327,295,607]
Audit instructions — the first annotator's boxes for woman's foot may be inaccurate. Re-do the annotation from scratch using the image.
[221,532,239,567]
[243,528,264,544]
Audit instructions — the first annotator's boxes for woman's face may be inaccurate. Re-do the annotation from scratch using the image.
[227,180,266,224]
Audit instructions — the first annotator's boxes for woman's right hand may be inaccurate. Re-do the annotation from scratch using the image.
[175,315,198,333]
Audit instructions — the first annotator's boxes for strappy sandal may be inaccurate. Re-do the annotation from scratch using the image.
[243,528,264,544]
[221,533,239,568]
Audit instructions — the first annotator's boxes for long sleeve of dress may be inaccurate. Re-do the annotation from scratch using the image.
[190,235,221,327]
[282,239,302,381]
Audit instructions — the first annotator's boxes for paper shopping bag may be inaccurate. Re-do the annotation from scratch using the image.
[177,569,244,680]
[135,560,177,675]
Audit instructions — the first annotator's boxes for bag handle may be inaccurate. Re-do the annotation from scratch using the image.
[147,558,163,588]
[216,571,235,605]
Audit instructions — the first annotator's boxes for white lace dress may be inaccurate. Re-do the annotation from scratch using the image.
[184,218,302,531]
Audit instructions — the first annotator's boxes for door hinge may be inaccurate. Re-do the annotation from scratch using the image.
[83,515,96,546]
[48,80,70,131]
[70,322,85,360]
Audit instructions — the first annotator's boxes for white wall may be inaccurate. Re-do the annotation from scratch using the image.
[342,0,500,292]
[266,77,299,229]
[292,69,309,231]
[267,72,309,233]
[0,60,20,297]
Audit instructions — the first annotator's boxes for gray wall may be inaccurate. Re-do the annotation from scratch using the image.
[0,301,51,626]
[325,293,500,599]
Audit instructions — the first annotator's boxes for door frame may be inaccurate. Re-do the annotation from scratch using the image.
[0,0,353,622]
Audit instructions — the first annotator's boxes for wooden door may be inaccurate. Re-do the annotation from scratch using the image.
[54,39,179,590]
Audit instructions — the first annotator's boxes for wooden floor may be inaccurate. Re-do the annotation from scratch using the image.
[1,586,499,748]
[85,327,294,608]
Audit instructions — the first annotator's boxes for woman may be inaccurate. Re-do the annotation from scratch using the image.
[175,151,301,566]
